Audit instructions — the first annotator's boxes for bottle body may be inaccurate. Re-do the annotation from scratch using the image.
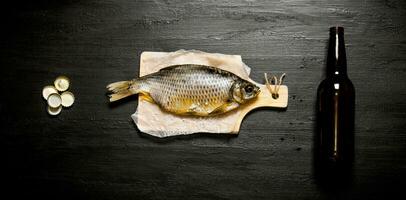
[317,76,355,170]
[316,27,355,175]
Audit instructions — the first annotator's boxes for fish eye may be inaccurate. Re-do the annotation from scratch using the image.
[245,85,254,93]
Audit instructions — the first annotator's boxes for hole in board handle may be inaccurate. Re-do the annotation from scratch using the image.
[272,93,279,99]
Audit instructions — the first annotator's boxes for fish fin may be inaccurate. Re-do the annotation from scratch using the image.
[108,92,133,102]
[139,92,155,103]
[107,80,140,102]
[107,81,132,93]
[210,101,240,115]
[184,104,200,115]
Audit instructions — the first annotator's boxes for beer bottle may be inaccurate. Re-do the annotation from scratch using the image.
[316,27,355,177]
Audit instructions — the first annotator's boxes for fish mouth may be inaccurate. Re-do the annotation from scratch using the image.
[252,85,261,97]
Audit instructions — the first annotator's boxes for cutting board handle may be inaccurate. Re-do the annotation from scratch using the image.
[232,80,288,133]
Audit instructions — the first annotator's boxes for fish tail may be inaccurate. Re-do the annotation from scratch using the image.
[106,80,140,102]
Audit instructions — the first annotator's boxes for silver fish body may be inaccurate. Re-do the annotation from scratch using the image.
[107,64,260,116]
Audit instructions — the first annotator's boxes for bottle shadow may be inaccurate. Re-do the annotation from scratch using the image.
[313,66,355,198]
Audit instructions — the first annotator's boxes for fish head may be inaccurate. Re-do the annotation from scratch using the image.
[231,80,260,103]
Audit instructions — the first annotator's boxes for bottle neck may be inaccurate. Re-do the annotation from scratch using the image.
[327,27,347,77]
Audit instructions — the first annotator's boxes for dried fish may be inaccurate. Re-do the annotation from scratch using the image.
[107,64,260,116]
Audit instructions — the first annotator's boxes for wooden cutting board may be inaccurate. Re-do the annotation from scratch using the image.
[132,50,288,137]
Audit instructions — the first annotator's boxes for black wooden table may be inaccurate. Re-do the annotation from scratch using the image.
[1,0,405,199]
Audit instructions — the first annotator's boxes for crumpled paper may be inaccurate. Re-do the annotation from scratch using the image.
[131,50,253,138]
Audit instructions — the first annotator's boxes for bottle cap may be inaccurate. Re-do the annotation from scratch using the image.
[47,105,62,115]
[54,76,70,92]
[42,85,58,100]
[47,93,62,108]
[61,91,75,107]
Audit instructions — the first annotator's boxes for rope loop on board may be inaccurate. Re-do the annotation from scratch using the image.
[264,73,286,99]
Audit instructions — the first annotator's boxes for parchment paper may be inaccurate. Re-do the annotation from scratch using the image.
[131,50,253,138]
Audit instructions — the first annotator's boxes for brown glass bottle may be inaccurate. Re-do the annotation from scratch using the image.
[316,27,355,176]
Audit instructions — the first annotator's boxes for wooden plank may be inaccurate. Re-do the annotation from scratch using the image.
[0,0,405,199]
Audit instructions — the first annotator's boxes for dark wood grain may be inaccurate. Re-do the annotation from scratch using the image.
[1,0,405,199]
